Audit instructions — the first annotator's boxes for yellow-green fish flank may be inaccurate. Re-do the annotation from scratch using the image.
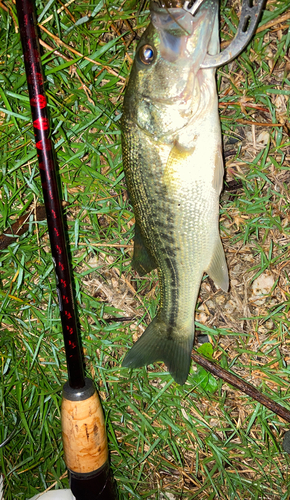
[122,0,228,385]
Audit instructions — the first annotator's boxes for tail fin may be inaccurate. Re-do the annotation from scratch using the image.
[122,316,194,385]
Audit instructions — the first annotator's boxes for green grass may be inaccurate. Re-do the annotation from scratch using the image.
[1,0,290,498]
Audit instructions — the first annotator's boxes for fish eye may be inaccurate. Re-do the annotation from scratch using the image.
[139,44,155,65]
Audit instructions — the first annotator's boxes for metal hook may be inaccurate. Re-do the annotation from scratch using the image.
[183,0,205,16]
[183,0,266,68]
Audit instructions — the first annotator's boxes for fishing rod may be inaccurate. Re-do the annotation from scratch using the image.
[15,0,117,498]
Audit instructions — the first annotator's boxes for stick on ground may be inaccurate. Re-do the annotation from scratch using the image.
[191,350,290,423]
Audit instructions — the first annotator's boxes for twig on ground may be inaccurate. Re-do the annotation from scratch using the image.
[191,350,290,423]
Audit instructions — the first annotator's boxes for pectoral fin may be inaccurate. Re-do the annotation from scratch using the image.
[206,237,229,292]
[131,222,157,276]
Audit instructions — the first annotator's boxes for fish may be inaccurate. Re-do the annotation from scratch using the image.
[121,0,229,385]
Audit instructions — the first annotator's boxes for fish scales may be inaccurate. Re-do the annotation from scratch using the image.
[122,0,229,384]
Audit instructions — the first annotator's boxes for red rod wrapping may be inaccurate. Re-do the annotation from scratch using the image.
[16,0,85,389]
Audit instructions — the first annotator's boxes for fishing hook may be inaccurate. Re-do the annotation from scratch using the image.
[183,0,266,68]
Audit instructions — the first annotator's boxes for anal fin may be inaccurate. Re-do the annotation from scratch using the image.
[131,222,157,277]
[206,237,229,292]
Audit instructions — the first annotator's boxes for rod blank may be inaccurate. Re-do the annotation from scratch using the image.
[16,0,84,389]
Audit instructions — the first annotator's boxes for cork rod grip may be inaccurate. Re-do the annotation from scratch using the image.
[61,383,108,474]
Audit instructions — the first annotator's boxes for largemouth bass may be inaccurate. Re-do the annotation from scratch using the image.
[121,0,229,385]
